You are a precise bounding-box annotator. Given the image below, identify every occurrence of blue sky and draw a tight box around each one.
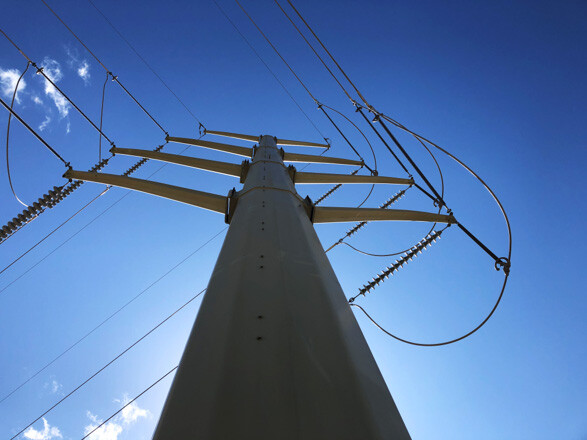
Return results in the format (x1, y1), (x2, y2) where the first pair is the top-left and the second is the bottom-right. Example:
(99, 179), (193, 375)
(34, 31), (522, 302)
(0, 0), (585, 439)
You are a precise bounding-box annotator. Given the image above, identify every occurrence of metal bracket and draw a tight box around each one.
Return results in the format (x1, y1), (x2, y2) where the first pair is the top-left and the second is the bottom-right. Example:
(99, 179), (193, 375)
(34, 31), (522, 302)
(225, 187), (239, 224)
(279, 147), (285, 160)
(303, 195), (314, 222)
(240, 160), (250, 183)
(287, 165), (296, 182)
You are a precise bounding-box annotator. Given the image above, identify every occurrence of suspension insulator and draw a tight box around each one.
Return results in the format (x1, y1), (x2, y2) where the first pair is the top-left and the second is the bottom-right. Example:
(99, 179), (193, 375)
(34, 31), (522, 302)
(315, 167), (362, 206)
(343, 188), (409, 241)
(349, 229), (444, 302)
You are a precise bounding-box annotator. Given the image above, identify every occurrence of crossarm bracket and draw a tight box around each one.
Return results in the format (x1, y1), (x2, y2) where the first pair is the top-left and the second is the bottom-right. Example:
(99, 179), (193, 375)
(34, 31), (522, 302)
(313, 207), (456, 224)
(64, 170), (227, 214)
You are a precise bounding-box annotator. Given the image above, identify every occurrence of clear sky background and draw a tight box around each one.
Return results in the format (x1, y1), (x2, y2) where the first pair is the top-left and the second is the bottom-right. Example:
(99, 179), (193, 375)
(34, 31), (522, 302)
(0, 0), (585, 439)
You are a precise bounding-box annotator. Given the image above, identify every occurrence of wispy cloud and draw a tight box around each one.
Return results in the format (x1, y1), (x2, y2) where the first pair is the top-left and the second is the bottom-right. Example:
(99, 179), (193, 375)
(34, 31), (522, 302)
(0, 67), (27, 103)
(39, 115), (51, 132)
(40, 57), (70, 118)
(77, 60), (91, 84)
(65, 46), (91, 85)
(32, 95), (43, 105)
(84, 397), (149, 440)
(23, 418), (62, 440)
(43, 378), (62, 394)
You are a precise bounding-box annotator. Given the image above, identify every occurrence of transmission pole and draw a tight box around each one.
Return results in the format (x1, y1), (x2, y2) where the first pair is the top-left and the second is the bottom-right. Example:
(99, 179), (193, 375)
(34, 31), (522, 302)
(151, 135), (410, 438)
(66, 131), (455, 438)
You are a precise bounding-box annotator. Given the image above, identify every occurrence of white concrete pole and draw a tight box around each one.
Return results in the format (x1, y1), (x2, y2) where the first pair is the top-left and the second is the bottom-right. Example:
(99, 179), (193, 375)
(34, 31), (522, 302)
(152, 135), (411, 439)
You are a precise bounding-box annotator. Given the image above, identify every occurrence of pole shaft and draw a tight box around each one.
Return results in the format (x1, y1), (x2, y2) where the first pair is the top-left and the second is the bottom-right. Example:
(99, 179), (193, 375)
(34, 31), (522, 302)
(153, 136), (411, 439)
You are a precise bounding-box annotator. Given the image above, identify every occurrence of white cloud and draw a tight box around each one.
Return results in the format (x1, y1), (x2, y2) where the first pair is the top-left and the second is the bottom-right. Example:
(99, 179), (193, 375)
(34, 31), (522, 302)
(77, 61), (90, 84)
(0, 67), (27, 103)
(39, 116), (51, 131)
(32, 95), (43, 105)
(65, 47), (91, 85)
(120, 400), (148, 424)
(43, 379), (62, 394)
(83, 413), (122, 440)
(23, 418), (62, 440)
(66, 121), (71, 134)
(84, 398), (149, 440)
(40, 58), (70, 118)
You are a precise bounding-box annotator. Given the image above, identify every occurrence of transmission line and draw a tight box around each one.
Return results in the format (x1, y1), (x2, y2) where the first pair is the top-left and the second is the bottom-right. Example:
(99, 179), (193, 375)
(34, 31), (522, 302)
(98, 71), (109, 162)
(212, 0), (326, 143)
(5, 60), (32, 207)
(0, 227), (225, 405)
(39, 0), (168, 135)
(232, 0), (373, 170)
(0, 142), (185, 297)
(9, 287), (207, 439)
(0, 96), (69, 166)
(80, 365), (178, 440)
(87, 0), (204, 127)
(281, 1), (512, 273)
(0, 188), (108, 277)
(0, 27), (116, 146)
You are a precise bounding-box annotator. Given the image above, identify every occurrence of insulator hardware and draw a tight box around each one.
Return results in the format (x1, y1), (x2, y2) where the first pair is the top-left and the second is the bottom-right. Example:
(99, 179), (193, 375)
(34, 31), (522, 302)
(314, 167), (361, 206)
(332, 188), (409, 248)
(349, 229), (444, 302)
(0, 144), (165, 244)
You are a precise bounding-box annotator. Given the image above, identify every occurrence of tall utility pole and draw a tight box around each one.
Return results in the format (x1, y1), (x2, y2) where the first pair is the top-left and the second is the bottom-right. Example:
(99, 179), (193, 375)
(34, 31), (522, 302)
(66, 132), (454, 439)
(153, 134), (410, 439)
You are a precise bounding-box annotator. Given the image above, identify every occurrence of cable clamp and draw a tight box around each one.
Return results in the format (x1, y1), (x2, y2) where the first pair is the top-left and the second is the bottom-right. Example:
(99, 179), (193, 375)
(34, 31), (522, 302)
(495, 257), (511, 275)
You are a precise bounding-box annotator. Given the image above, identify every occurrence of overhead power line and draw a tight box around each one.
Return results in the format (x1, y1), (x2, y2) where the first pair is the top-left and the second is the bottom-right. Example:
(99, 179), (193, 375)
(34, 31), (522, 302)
(87, 0), (204, 127)
(0, 227), (225, 405)
(9, 287), (207, 439)
(231, 0), (373, 169)
(0, 188), (108, 277)
(39, 0), (168, 135)
(5, 61), (32, 207)
(0, 96), (69, 166)
(212, 0), (327, 143)
(80, 365), (179, 440)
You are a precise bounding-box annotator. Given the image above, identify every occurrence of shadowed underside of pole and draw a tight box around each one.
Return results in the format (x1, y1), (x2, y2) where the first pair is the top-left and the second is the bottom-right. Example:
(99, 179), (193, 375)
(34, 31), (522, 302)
(152, 136), (411, 439)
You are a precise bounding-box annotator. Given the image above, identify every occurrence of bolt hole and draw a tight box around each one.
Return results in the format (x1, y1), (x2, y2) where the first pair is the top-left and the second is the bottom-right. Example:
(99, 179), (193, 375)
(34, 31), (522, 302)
(257, 336), (263, 341)
(257, 315), (263, 319)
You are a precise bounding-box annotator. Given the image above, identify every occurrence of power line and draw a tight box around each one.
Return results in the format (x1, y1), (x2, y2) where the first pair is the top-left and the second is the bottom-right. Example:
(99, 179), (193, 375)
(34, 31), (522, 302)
(212, 0), (327, 143)
(232, 0), (368, 165)
(80, 365), (178, 440)
(0, 27), (116, 146)
(0, 96), (69, 166)
(98, 71), (109, 162)
(280, 3), (512, 271)
(1, 143), (187, 296)
(9, 287), (207, 439)
(87, 0), (204, 127)
(39, 0), (168, 135)
(0, 227), (224, 405)
(0, 188), (108, 277)
(235, 0), (317, 102)
(5, 60), (32, 207)
(284, 0), (370, 108)
(273, 0), (353, 102)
